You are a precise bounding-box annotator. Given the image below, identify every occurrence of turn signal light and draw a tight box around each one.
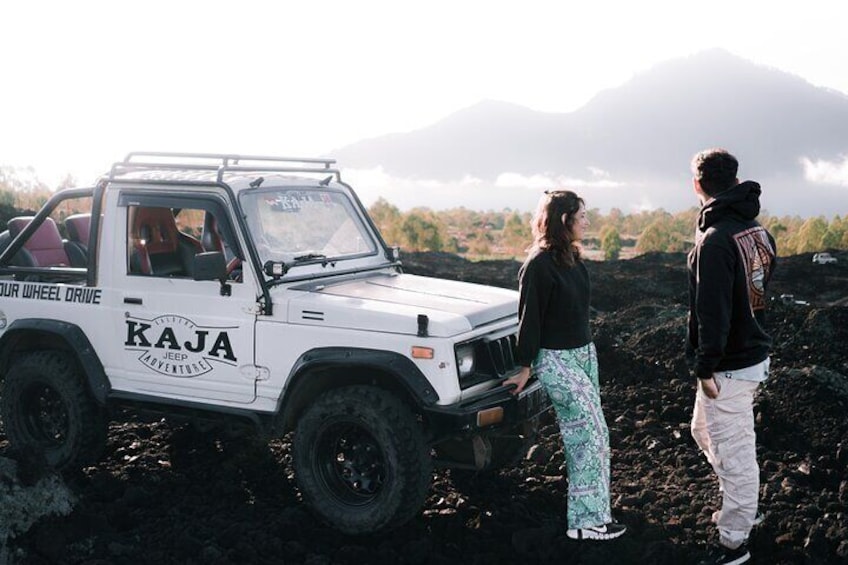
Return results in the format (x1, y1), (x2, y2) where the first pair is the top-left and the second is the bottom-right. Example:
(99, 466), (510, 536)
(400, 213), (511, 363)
(476, 407), (504, 427)
(411, 346), (434, 359)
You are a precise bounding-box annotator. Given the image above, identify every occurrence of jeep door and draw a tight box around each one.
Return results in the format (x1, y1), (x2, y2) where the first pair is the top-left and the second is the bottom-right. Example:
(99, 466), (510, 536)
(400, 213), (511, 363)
(101, 194), (258, 405)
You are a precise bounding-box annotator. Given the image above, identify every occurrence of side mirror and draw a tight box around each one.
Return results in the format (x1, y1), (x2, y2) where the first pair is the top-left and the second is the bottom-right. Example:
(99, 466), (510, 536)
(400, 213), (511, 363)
(193, 252), (231, 296)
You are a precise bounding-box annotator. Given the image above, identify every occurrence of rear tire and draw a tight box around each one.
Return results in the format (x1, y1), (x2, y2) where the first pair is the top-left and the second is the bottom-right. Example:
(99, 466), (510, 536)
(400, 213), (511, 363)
(1, 351), (107, 470)
(293, 385), (431, 535)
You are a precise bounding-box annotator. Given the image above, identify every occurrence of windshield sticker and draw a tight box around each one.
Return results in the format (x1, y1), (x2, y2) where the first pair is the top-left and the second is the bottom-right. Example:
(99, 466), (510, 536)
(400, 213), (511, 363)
(267, 194), (302, 212)
(266, 191), (337, 212)
(124, 315), (238, 377)
(0, 281), (102, 304)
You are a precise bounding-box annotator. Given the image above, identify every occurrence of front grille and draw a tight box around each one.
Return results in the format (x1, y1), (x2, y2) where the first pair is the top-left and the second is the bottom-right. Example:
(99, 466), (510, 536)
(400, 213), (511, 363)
(477, 334), (518, 375)
(459, 334), (519, 389)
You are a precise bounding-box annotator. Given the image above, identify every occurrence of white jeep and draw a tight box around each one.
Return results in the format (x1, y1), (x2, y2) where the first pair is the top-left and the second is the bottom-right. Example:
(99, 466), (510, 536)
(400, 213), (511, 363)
(0, 152), (548, 534)
(812, 252), (837, 265)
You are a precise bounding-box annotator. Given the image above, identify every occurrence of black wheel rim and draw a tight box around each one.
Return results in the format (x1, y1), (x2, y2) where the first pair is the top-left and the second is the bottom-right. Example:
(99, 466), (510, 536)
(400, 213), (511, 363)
(314, 421), (387, 505)
(20, 382), (69, 448)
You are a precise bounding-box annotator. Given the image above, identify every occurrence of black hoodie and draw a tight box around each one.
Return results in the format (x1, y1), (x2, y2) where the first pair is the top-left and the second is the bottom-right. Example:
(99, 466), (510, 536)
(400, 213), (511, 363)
(686, 180), (777, 380)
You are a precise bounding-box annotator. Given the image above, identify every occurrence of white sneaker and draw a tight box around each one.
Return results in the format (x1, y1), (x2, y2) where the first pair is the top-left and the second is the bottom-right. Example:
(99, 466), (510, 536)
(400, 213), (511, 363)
(566, 522), (627, 540)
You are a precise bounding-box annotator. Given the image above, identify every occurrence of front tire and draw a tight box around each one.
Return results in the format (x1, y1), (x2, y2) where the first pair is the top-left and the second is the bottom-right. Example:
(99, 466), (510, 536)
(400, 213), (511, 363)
(293, 386), (431, 535)
(1, 351), (107, 470)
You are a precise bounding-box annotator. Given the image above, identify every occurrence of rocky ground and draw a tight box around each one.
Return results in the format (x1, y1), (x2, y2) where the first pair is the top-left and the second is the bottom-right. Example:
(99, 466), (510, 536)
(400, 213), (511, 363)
(1, 250), (847, 564)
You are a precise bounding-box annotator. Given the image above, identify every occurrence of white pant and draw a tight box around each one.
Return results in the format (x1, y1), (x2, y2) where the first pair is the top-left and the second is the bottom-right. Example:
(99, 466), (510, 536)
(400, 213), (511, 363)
(691, 367), (764, 549)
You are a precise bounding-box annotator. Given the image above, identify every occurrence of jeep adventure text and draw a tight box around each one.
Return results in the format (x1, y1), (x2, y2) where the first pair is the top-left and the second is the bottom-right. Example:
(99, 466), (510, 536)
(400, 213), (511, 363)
(0, 153), (549, 534)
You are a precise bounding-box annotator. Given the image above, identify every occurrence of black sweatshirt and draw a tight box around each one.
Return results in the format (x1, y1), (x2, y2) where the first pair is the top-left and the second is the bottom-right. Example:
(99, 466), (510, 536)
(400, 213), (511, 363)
(686, 180), (777, 380)
(515, 249), (591, 367)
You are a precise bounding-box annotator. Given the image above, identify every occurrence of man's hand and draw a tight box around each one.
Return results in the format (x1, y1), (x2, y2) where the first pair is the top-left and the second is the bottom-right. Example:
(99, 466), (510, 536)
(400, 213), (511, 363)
(700, 376), (720, 399)
(503, 366), (531, 395)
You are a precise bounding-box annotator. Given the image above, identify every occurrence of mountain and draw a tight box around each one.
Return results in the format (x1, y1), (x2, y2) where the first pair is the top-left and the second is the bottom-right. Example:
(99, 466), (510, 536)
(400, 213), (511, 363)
(330, 49), (848, 216)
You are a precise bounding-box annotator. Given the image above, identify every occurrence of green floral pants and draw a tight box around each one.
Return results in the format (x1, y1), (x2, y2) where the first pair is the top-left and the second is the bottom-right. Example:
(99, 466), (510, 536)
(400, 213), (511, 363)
(534, 343), (612, 529)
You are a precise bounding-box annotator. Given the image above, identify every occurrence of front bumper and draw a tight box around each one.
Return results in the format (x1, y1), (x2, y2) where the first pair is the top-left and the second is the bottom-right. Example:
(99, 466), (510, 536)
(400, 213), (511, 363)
(422, 379), (550, 441)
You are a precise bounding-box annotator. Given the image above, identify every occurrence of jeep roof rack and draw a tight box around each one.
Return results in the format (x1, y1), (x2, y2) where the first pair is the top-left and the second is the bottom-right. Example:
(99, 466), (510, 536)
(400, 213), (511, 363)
(109, 152), (341, 184)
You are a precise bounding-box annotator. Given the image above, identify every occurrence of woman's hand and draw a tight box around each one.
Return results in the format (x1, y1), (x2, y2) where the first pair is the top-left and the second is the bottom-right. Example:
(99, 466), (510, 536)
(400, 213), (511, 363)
(503, 366), (532, 395)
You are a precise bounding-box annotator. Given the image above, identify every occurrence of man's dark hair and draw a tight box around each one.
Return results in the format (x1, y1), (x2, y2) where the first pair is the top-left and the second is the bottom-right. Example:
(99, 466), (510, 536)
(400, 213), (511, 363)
(691, 148), (739, 196)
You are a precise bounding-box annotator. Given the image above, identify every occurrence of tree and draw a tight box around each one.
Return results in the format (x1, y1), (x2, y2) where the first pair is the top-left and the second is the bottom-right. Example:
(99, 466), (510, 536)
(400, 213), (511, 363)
(763, 217), (794, 255)
(501, 211), (531, 255)
(57, 174), (78, 191)
(765, 220), (787, 239)
(820, 215), (845, 250)
(401, 212), (443, 251)
(0, 190), (15, 208)
(368, 198), (404, 246)
(796, 217), (828, 253)
(821, 228), (841, 249)
(599, 225), (622, 261)
(636, 219), (672, 253)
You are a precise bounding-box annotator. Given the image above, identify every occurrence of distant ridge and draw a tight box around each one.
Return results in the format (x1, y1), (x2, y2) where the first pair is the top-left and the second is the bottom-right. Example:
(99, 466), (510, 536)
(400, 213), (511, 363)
(331, 49), (848, 216)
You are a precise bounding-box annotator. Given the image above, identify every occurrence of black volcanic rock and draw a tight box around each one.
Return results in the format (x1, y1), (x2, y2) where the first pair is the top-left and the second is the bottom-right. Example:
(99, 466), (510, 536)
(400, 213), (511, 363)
(1, 250), (847, 564)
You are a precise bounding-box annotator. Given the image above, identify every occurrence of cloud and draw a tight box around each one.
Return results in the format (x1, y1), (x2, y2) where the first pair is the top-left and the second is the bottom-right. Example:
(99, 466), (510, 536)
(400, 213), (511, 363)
(495, 173), (559, 190)
(494, 168), (624, 190)
(340, 166), (688, 215)
(343, 166), (543, 211)
(630, 198), (661, 213)
(800, 155), (848, 186)
(344, 167), (484, 190)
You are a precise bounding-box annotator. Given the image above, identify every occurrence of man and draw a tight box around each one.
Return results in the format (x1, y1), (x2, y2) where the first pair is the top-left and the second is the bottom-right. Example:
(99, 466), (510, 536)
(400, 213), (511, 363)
(686, 149), (776, 565)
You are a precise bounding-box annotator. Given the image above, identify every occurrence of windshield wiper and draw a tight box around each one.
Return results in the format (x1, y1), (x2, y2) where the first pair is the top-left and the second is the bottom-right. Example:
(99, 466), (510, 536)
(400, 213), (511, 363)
(264, 254), (333, 287)
(293, 253), (327, 262)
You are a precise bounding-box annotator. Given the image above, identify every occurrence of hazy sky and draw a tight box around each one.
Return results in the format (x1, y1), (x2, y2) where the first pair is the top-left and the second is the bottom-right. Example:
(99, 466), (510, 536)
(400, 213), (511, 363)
(2, 0), (847, 209)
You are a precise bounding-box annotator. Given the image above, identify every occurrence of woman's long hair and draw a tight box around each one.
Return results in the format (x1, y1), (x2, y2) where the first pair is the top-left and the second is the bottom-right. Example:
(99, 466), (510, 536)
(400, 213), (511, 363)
(529, 190), (584, 267)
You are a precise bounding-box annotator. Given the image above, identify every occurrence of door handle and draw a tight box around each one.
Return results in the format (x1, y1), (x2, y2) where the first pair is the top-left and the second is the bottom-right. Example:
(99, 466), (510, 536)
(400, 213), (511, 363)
(124, 297), (143, 305)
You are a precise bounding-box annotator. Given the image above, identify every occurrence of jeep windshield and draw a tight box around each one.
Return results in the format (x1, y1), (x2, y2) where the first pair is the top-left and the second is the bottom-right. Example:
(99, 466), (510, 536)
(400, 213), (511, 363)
(239, 187), (380, 276)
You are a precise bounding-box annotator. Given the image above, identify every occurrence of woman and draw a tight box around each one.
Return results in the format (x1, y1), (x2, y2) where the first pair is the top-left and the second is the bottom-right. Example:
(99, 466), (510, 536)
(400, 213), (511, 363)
(504, 190), (625, 541)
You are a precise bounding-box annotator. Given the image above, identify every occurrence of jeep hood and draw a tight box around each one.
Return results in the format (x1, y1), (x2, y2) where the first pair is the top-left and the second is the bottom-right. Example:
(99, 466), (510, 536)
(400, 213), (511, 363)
(282, 273), (518, 337)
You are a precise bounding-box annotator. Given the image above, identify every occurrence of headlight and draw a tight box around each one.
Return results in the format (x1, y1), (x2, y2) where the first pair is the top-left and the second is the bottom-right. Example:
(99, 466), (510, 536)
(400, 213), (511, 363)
(455, 344), (476, 377)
